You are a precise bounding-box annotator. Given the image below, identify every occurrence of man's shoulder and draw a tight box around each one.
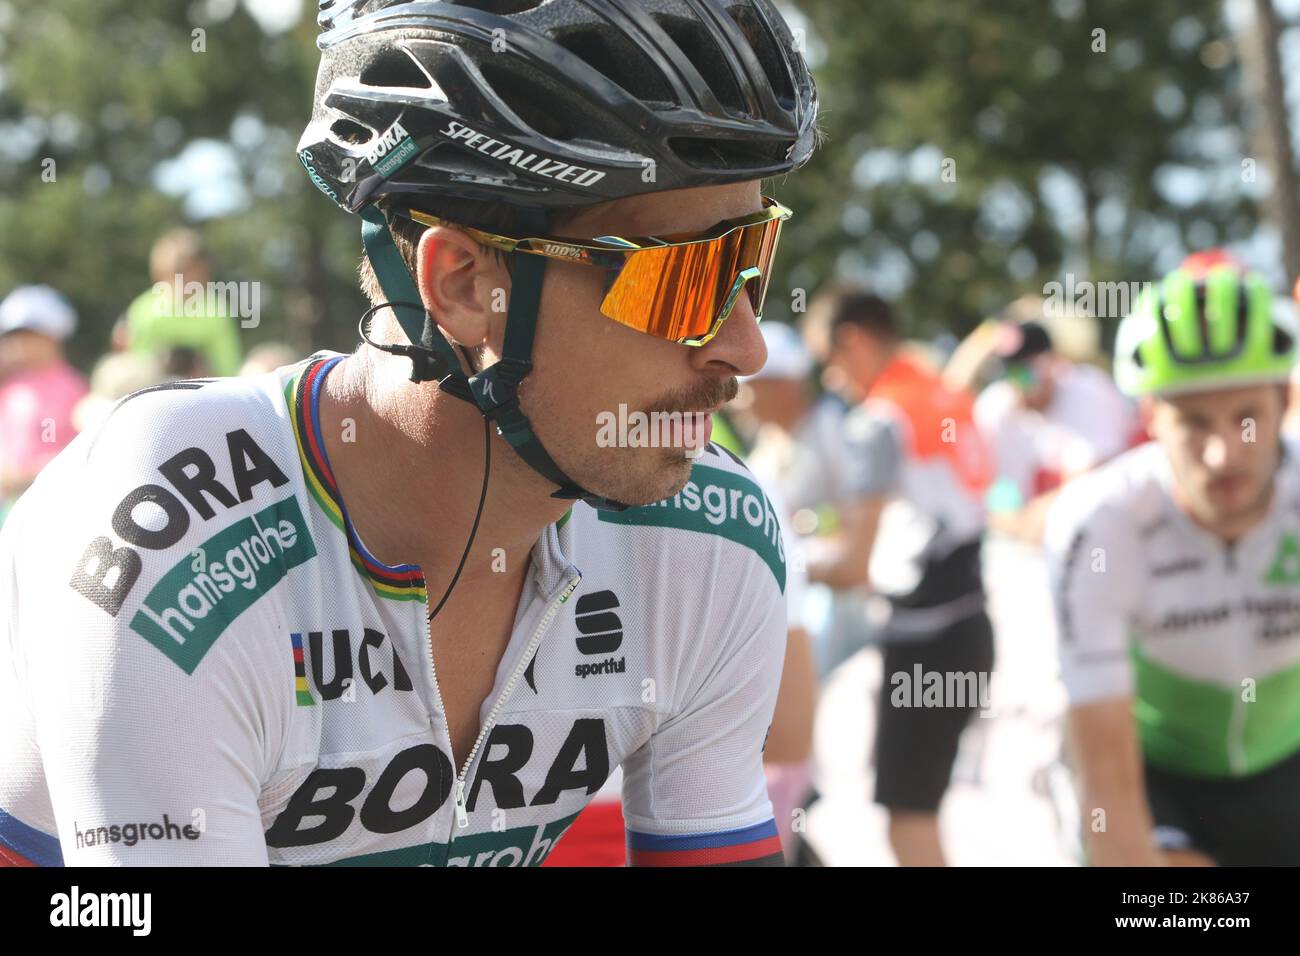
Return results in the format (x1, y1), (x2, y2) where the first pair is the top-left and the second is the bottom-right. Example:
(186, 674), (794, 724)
(0, 366), (324, 680)
(584, 442), (787, 595)
(1046, 441), (1168, 546)
(62, 367), (305, 483)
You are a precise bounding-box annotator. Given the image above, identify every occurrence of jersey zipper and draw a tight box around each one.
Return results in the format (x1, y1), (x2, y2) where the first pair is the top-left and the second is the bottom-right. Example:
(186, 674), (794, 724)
(423, 571), (583, 831)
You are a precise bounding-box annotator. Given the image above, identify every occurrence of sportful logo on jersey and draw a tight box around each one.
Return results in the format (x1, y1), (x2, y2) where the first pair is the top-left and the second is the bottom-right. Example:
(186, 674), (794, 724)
(573, 590), (625, 679)
(366, 120), (418, 177)
(130, 496), (317, 674)
(597, 464), (786, 592)
(439, 120), (606, 187)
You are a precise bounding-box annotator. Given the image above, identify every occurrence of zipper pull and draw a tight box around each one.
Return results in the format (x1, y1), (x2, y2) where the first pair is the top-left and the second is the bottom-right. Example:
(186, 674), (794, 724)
(560, 575), (581, 603)
(454, 778), (470, 829)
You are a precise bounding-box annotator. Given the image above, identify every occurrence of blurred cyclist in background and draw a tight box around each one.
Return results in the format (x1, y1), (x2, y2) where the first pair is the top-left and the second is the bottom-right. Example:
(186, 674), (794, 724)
(121, 227), (243, 377)
(802, 285), (995, 866)
(0, 285), (87, 524)
(972, 312), (1138, 545)
(1048, 259), (1300, 865)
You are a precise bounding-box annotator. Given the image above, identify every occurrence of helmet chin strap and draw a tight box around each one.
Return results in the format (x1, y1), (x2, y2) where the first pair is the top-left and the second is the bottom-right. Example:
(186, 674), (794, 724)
(358, 205), (632, 512)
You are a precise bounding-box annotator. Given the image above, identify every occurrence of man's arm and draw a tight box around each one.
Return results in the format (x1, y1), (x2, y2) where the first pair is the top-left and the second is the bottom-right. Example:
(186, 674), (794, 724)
(1044, 484), (1157, 866)
(805, 495), (886, 589)
(805, 408), (901, 589)
(620, 560), (787, 867)
(987, 487), (1060, 545)
(0, 428), (287, 865)
(1067, 699), (1163, 866)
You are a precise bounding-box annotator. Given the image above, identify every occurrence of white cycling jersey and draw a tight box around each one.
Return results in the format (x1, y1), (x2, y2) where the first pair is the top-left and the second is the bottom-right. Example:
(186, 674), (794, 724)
(1045, 439), (1300, 778)
(0, 352), (788, 866)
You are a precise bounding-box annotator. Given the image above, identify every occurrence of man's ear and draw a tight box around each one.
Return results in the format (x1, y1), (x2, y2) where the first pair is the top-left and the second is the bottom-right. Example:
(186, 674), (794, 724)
(414, 226), (510, 350)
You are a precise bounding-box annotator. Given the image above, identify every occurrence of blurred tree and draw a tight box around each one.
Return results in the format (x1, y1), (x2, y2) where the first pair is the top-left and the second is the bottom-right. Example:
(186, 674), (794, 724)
(0, 0), (1281, 368)
(772, 0), (1262, 343)
(1244, 0), (1300, 281)
(0, 0), (367, 371)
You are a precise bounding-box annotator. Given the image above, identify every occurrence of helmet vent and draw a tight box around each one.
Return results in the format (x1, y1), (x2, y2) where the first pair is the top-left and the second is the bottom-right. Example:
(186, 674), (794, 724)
(669, 134), (786, 169)
(1275, 325), (1294, 356)
(360, 45), (433, 89)
(555, 28), (673, 104)
(451, 0), (548, 13)
(331, 118), (374, 146)
(478, 61), (574, 140)
(653, 14), (745, 113)
(725, 3), (794, 107)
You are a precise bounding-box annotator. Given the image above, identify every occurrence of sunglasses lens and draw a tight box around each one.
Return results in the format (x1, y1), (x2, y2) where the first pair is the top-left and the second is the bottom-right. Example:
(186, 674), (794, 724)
(599, 210), (786, 344)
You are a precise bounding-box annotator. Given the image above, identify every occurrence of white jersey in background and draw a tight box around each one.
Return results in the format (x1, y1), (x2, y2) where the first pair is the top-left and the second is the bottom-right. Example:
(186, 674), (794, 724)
(1045, 439), (1300, 778)
(976, 362), (1138, 503)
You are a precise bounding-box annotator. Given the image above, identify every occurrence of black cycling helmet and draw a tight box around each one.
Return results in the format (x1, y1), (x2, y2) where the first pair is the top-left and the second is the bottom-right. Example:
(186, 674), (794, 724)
(299, 0), (819, 213)
(298, 0), (819, 512)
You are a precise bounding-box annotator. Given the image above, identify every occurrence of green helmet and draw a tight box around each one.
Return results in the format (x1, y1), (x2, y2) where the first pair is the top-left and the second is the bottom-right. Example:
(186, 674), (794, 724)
(1114, 264), (1297, 397)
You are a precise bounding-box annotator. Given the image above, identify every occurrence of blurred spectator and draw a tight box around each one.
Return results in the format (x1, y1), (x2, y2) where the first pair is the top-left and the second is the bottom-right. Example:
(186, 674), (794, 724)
(968, 316), (1140, 544)
(0, 286), (88, 515)
(738, 323), (870, 677)
(72, 352), (167, 435)
(240, 341), (301, 377)
(802, 286), (994, 867)
(122, 228), (243, 376)
(160, 345), (212, 380)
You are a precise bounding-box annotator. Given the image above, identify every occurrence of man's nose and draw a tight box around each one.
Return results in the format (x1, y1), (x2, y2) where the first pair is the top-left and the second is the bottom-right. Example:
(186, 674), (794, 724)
(1203, 428), (1246, 470)
(691, 284), (766, 377)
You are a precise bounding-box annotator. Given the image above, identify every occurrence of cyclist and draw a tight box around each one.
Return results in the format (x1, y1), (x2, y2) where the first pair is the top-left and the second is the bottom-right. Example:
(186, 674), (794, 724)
(0, 0), (817, 867)
(973, 316), (1139, 544)
(1046, 260), (1300, 866)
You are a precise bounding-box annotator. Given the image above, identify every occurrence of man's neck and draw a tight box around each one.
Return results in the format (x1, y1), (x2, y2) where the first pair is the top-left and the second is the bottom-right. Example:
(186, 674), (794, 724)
(315, 350), (573, 593)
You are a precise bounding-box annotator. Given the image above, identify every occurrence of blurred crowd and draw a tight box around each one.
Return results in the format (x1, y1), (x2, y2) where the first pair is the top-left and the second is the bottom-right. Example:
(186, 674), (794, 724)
(0, 229), (296, 525)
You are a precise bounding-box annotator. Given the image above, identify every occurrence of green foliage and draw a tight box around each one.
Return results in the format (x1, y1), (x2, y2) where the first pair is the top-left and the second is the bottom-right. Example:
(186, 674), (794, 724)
(772, 0), (1258, 341)
(0, 0), (1267, 371)
(0, 0), (367, 371)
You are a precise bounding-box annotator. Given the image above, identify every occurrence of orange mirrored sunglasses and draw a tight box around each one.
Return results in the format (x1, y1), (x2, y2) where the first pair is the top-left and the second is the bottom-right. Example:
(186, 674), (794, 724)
(398, 197), (791, 346)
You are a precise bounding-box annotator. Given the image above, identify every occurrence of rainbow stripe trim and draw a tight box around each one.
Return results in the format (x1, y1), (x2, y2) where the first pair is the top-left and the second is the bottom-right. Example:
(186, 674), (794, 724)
(0, 807), (63, 867)
(291, 631), (315, 706)
(285, 357), (426, 602)
(626, 819), (782, 867)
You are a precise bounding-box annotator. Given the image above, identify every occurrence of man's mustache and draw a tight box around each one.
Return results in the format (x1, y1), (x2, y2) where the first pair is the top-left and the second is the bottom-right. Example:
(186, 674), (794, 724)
(644, 377), (738, 416)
